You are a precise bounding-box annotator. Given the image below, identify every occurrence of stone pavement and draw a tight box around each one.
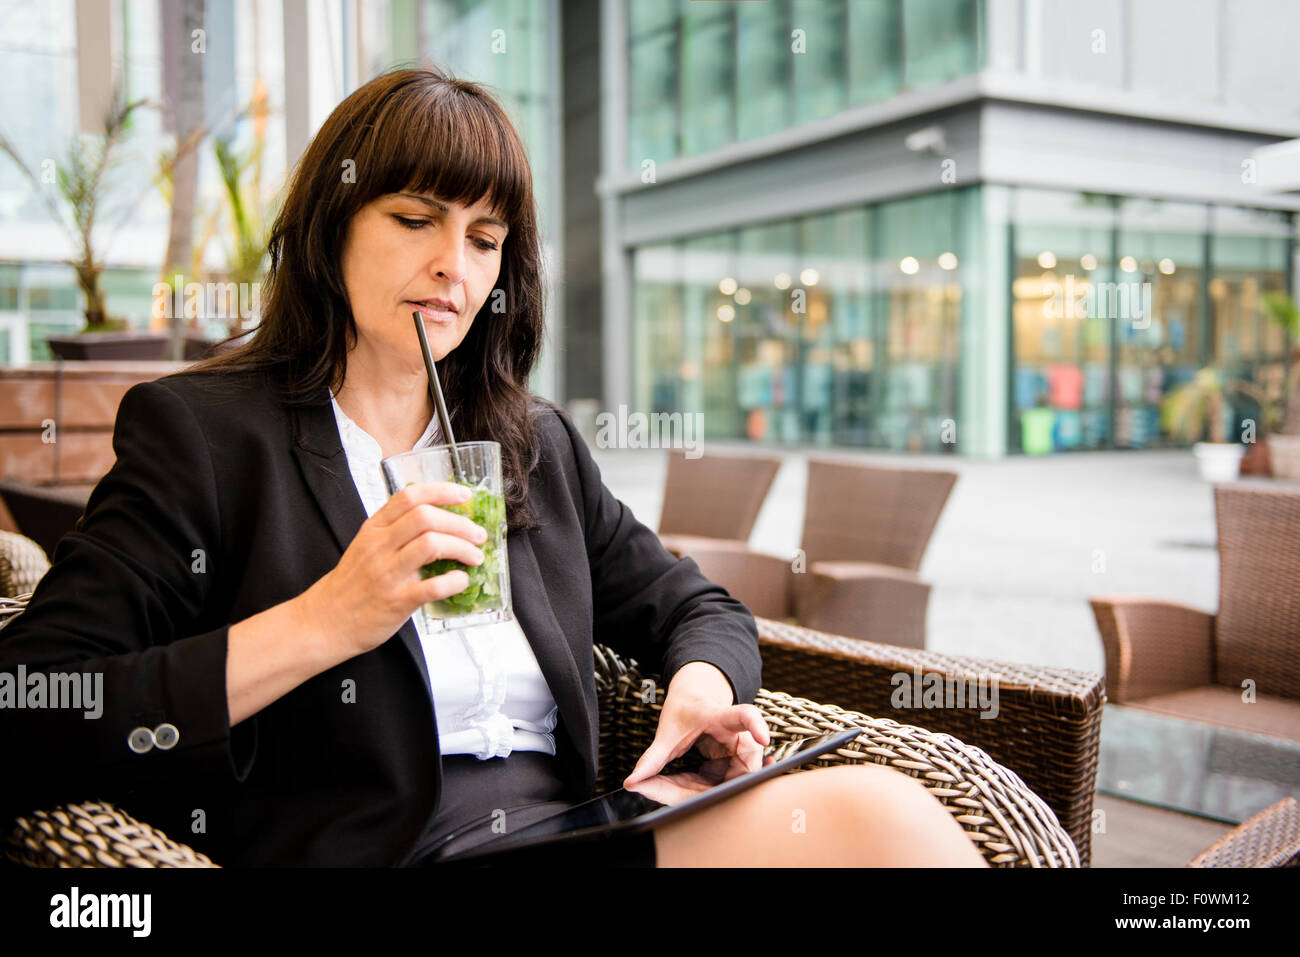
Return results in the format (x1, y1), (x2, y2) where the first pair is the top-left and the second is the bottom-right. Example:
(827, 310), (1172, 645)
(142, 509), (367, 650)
(590, 443), (1223, 676)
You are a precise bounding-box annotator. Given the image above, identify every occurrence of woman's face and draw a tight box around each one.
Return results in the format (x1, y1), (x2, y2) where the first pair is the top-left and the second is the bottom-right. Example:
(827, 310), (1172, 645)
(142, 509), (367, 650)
(340, 190), (509, 367)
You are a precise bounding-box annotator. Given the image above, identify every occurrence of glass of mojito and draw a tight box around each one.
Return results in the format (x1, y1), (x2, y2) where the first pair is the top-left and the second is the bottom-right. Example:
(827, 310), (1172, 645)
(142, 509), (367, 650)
(380, 440), (512, 631)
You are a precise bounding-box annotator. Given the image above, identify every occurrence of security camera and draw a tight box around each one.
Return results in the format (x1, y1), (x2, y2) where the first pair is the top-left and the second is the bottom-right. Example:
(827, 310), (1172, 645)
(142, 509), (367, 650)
(905, 125), (948, 155)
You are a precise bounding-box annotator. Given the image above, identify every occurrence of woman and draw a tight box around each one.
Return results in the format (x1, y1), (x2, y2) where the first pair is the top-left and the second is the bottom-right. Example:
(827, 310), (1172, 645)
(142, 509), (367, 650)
(0, 68), (984, 868)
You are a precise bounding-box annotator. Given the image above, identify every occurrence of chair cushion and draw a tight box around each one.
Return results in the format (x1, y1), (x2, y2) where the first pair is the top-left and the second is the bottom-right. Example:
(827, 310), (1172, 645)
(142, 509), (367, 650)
(1131, 685), (1300, 743)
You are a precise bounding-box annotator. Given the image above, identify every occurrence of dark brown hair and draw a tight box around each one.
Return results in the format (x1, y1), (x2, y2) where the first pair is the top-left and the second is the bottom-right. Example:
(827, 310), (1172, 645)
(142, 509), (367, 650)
(191, 66), (545, 527)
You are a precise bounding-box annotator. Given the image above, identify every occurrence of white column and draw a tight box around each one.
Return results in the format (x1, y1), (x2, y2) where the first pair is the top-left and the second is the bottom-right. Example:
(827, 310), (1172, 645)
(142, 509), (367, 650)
(75, 0), (120, 134)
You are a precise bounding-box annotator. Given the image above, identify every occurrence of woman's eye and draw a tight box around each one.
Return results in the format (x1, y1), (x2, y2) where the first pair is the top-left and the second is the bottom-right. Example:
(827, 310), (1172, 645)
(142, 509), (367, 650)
(393, 215), (498, 252)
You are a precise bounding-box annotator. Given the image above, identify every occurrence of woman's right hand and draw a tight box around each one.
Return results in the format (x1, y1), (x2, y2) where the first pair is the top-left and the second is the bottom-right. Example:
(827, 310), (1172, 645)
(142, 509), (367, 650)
(299, 481), (488, 660)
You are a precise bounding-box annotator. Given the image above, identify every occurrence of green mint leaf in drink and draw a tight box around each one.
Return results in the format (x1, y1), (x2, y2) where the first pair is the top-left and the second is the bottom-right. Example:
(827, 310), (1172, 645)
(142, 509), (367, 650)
(409, 479), (507, 618)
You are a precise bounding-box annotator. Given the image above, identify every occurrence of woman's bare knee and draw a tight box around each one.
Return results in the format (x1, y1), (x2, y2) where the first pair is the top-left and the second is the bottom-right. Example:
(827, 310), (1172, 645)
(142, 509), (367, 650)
(653, 763), (988, 867)
(816, 764), (988, 867)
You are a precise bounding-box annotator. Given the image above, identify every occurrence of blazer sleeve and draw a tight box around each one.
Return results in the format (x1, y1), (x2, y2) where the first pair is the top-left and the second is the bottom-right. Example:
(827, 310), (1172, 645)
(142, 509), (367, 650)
(546, 406), (762, 705)
(0, 379), (255, 821)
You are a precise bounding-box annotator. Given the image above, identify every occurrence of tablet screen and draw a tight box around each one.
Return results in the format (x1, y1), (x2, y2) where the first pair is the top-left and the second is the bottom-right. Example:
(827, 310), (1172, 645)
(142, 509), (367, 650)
(436, 728), (860, 861)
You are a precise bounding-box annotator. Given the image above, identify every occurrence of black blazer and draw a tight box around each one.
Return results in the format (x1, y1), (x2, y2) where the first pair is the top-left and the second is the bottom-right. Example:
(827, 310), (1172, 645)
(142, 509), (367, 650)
(0, 368), (762, 866)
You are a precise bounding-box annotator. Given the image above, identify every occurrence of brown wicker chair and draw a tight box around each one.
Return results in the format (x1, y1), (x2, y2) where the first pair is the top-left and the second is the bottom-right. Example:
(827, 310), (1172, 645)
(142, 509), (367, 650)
(1186, 797), (1300, 868)
(669, 460), (957, 648)
(1090, 484), (1300, 743)
(1, 630), (1078, 868)
(0, 534), (1082, 868)
(755, 616), (1105, 866)
(655, 449), (782, 558)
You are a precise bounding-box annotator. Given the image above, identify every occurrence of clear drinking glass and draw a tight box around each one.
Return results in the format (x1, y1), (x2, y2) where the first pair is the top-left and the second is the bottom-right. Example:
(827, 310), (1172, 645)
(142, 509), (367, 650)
(380, 440), (512, 631)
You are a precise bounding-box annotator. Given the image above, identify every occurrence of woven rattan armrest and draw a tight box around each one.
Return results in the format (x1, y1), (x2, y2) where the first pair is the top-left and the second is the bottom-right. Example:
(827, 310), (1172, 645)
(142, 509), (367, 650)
(1186, 797), (1300, 868)
(5, 635), (1079, 868)
(752, 616), (1104, 866)
(1089, 597), (1215, 702)
(593, 644), (1079, 867)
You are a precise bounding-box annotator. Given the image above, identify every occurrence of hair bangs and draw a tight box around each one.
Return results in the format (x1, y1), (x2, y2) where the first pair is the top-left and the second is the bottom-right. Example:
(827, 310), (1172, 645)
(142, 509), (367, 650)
(369, 80), (532, 230)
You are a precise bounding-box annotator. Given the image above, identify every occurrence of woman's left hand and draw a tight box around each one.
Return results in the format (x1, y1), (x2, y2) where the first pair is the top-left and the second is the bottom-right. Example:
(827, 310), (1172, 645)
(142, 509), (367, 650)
(622, 661), (771, 789)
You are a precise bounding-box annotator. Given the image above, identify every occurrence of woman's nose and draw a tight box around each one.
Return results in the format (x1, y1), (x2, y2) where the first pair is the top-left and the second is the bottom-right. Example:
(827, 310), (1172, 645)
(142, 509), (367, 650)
(429, 231), (468, 285)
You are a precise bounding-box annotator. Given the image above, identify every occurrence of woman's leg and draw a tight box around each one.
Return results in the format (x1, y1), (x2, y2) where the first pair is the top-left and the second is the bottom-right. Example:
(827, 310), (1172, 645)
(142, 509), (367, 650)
(651, 764), (988, 867)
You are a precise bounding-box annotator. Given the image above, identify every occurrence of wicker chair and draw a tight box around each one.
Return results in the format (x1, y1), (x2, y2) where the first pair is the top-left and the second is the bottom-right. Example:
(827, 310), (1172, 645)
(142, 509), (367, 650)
(1090, 484), (1300, 743)
(1186, 797), (1300, 868)
(0, 589), (1081, 869)
(668, 460), (957, 648)
(655, 449), (782, 558)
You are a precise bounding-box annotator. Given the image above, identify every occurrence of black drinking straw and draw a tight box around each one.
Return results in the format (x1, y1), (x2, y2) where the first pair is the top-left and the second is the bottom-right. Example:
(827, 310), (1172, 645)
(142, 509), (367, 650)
(412, 311), (464, 484)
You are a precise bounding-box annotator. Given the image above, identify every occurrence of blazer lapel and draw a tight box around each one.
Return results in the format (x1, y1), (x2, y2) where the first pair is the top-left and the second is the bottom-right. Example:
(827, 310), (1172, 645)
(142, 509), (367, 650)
(505, 525), (595, 792)
(290, 397), (430, 690)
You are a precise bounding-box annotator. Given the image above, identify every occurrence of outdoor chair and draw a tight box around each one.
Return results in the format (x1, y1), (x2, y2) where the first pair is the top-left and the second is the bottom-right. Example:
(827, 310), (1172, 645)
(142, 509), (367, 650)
(655, 449), (782, 558)
(0, 480), (92, 561)
(1090, 484), (1300, 743)
(1185, 797), (1300, 868)
(668, 459), (957, 648)
(0, 531), (1082, 869)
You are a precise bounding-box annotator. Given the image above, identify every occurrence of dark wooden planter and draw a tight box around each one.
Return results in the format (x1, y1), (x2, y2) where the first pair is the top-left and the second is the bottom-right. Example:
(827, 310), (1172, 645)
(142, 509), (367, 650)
(45, 333), (170, 361)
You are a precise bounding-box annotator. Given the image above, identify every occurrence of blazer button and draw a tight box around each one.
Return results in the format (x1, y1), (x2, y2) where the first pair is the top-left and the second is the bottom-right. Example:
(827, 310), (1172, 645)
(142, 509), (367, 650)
(128, 727), (155, 754)
(153, 723), (179, 750)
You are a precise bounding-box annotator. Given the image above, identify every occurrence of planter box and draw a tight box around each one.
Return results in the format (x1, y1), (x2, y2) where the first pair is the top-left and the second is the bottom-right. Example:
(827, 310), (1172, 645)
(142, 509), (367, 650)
(46, 333), (171, 361)
(0, 361), (188, 485)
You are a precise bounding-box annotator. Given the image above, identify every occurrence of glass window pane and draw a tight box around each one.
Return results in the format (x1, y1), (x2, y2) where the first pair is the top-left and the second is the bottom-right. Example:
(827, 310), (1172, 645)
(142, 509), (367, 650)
(679, 5), (734, 156)
(792, 0), (845, 125)
(1209, 206), (1293, 436)
(875, 191), (964, 452)
(733, 222), (799, 443)
(847, 0), (901, 104)
(1114, 199), (1208, 448)
(903, 0), (977, 90)
(628, 0), (679, 38)
(1011, 191), (1118, 452)
(628, 29), (679, 167)
(736, 0), (790, 141)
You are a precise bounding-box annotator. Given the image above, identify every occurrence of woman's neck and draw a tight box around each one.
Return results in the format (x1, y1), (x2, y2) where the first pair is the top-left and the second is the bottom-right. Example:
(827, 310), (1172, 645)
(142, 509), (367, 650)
(334, 356), (435, 458)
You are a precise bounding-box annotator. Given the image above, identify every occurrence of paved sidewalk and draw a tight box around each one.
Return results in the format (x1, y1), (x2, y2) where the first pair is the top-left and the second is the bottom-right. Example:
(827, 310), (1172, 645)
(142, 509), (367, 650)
(591, 443), (1222, 676)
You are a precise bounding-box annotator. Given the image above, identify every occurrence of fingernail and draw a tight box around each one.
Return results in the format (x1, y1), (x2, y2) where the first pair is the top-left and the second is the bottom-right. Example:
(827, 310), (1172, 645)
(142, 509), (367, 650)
(475, 525), (487, 543)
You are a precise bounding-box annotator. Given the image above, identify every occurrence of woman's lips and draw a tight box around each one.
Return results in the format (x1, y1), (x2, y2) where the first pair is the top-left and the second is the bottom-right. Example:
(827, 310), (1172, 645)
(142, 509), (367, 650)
(408, 300), (457, 323)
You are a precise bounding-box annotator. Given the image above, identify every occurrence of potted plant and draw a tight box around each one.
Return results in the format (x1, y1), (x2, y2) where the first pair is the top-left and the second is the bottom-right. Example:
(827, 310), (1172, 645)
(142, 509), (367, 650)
(1161, 367), (1275, 481)
(168, 85), (274, 360)
(1261, 292), (1300, 480)
(0, 92), (171, 359)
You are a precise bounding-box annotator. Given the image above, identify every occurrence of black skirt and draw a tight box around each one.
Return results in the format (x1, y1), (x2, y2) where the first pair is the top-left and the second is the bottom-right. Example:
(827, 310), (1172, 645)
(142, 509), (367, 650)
(401, 750), (657, 868)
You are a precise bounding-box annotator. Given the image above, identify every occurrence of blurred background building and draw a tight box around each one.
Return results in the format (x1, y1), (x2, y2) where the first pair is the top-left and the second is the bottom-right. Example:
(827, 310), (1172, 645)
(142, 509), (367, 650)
(1, 0), (1298, 458)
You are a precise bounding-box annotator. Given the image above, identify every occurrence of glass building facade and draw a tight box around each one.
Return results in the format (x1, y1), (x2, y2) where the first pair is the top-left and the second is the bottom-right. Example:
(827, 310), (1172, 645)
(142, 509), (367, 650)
(632, 187), (1295, 456)
(632, 188), (978, 453)
(1008, 192), (1293, 453)
(619, 0), (1299, 457)
(627, 0), (982, 170)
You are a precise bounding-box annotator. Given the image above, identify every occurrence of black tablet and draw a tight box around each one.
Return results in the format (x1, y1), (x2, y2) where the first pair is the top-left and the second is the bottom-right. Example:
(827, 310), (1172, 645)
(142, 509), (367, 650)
(430, 726), (862, 864)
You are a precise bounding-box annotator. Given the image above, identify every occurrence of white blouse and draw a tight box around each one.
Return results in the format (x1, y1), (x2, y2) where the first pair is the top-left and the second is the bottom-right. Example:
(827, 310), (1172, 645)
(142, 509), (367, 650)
(329, 394), (560, 760)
